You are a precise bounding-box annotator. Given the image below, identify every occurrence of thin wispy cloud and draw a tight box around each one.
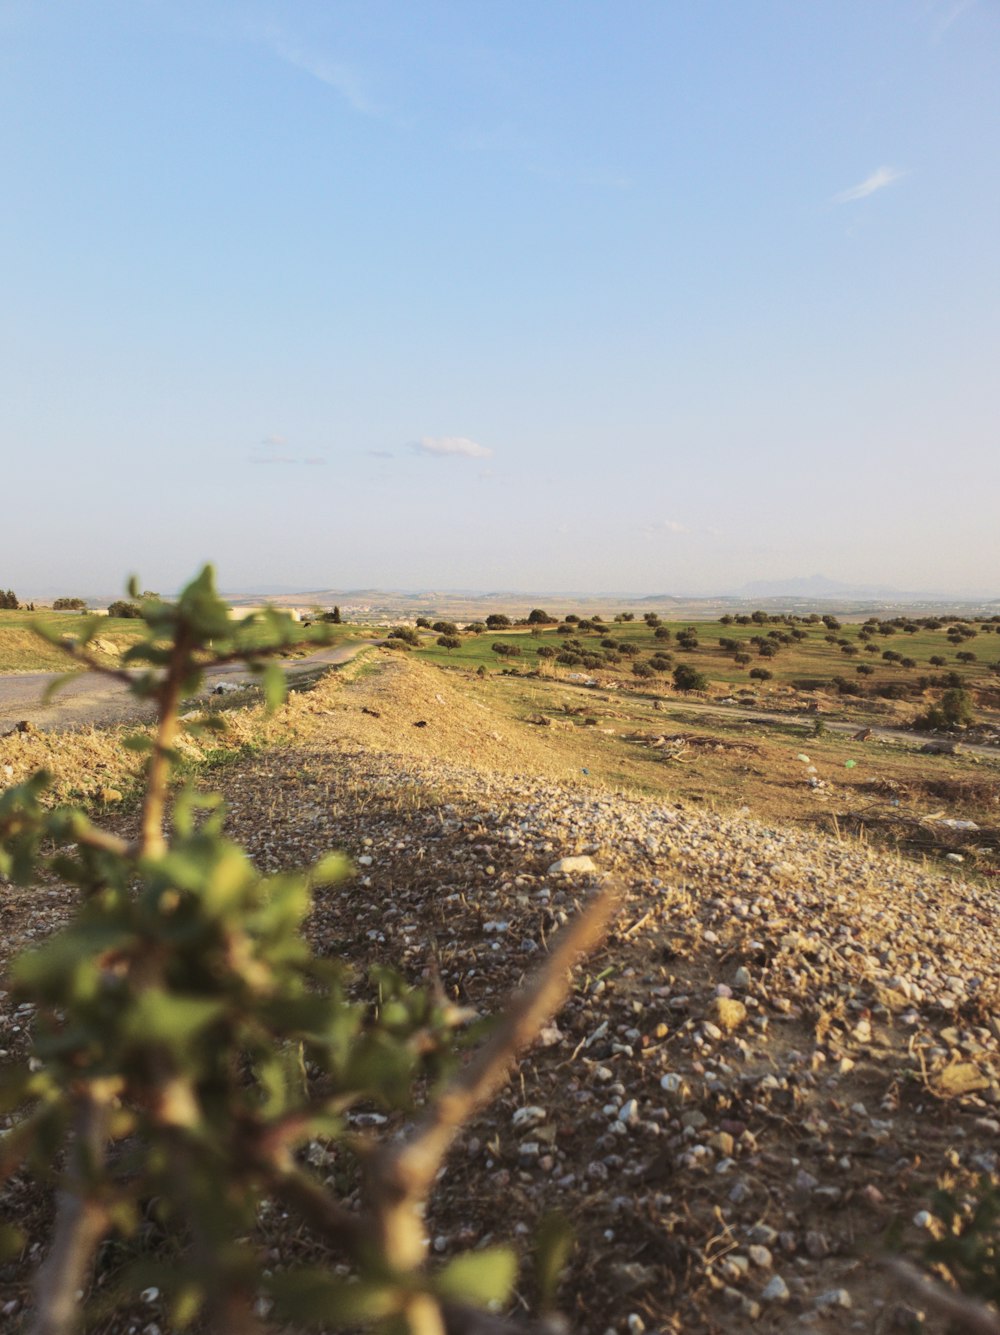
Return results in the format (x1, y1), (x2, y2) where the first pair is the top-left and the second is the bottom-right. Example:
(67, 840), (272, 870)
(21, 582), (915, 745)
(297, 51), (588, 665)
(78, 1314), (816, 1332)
(833, 166), (908, 204)
(931, 0), (978, 41)
(251, 24), (384, 118)
(413, 435), (493, 460)
(368, 449), (394, 459)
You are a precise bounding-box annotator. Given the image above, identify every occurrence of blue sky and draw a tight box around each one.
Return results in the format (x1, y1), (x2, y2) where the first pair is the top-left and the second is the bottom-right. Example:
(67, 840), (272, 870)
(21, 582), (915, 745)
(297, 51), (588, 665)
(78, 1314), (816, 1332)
(2, 1), (998, 596)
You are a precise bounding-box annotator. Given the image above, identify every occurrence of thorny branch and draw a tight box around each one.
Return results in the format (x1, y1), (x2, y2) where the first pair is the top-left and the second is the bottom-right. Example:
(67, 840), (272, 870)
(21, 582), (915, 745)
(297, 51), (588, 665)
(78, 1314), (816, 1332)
(368, 884), (620, 1330)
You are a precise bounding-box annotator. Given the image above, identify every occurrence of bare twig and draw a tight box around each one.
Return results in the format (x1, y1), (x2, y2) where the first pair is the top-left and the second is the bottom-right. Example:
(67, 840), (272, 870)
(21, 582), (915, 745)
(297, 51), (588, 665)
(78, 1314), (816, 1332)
(138, 632), (188, 858)
(30, 1101), (111, 1335)
(269, 1163), (367, 1256)
(67, 819), (131, 859)
(368, 882), (619, 1334)
(52, 642), (137, 689)
(887, 1259), (1000, 1334)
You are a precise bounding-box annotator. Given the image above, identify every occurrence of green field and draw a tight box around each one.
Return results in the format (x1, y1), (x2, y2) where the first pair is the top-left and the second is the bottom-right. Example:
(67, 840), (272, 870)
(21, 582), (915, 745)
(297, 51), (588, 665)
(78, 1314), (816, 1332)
(0, 609), (361, 673)
(407, 611), (1000, 710)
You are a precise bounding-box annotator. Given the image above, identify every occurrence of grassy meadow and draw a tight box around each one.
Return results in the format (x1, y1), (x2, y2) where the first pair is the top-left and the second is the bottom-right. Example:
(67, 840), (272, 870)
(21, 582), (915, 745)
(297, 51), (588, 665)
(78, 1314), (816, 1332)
(406, 610), (1000, 702)
(0, 608), (361, 673)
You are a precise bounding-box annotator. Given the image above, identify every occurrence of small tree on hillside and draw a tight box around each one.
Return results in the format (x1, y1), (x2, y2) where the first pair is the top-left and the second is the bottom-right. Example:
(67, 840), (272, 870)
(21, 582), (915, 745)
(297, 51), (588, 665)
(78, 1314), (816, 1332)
(673, 663), (708, 691)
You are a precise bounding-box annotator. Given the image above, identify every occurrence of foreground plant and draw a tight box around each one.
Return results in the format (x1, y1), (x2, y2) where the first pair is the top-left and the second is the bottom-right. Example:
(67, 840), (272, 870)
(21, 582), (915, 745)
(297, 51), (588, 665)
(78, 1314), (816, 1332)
(0, 568), (615, 1335)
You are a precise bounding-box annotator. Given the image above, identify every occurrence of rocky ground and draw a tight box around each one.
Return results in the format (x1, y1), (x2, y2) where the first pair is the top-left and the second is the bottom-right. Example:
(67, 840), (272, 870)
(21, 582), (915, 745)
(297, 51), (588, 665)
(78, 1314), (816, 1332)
(2, 653), (999, 1332)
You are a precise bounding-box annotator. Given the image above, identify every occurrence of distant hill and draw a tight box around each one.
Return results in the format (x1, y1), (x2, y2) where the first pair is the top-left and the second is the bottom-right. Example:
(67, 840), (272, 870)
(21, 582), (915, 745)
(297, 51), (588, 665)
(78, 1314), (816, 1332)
(733, 575), (912, 600)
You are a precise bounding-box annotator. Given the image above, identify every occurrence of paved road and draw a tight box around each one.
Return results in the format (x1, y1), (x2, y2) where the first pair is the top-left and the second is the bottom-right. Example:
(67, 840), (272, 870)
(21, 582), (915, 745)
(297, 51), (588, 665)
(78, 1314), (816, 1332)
(0, 642), (373, 734)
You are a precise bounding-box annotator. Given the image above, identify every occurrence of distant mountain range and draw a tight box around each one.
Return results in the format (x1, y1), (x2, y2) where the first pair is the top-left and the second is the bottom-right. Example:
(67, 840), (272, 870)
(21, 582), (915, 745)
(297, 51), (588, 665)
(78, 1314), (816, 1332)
(731, 575), (915, 600)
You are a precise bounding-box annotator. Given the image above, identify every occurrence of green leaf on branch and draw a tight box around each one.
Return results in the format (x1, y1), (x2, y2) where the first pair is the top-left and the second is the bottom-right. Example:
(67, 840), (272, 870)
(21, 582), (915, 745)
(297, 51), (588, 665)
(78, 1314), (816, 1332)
(122, 991), (227, 1047)
(436, 1245), (518, 1308)
(260, 660), (287, 713)
(534, 1211), (574, 1311)
(268, 1270), (404, 1326)
(122, 733), (154, 753)
(42, 670), (84, 704)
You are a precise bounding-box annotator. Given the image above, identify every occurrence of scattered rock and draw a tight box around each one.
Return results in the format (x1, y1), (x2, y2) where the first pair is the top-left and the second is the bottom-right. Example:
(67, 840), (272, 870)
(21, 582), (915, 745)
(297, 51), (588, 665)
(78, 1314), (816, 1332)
(547, 855), (598, 875)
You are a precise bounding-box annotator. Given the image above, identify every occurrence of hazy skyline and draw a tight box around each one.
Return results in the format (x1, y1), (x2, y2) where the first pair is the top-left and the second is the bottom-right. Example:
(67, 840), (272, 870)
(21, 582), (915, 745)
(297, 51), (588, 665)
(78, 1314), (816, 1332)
(2, 1), (998, 597)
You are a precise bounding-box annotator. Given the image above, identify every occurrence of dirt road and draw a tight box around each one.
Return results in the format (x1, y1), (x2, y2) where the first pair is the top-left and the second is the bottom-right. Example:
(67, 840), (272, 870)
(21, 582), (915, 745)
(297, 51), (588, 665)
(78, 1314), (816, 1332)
(0, 643), (372, 733)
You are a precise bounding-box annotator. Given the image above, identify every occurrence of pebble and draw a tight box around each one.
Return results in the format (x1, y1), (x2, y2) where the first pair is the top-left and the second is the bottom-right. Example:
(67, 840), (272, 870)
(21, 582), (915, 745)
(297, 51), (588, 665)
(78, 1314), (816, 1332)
(761, 1275), (790, 1303)
(547, 855), (598, 875)
(511, 1106), (547, 1129)
(814, 1288), (852, 1310)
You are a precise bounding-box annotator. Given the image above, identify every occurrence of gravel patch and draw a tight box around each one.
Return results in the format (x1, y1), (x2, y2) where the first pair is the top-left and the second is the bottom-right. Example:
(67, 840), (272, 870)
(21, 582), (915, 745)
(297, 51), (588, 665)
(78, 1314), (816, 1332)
(2, 655), (998, 1332)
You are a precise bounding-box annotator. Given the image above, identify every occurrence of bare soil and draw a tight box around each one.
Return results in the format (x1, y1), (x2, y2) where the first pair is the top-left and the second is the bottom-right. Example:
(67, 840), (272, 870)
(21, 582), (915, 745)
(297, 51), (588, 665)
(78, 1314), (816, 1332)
(1, 652), (999, 1332)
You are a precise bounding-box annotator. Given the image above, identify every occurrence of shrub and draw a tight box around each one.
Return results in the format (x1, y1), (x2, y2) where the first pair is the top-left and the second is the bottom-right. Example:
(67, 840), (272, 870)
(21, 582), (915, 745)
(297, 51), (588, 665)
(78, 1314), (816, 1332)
(654, 626), (671, 641)
(107, 599), (143, 618)
(929, 655), (947, 666)
(388, 626), (420, 645)
(632, 661), (656, 679)
(536, 645), (556, 659)
(52, 597), (87, 611)
(485, 613), (511, 629)
(957, 651), (977, 663)
(0, 567), (613, 1334)
(491, 642), (522, 658)
(527, 608), (556, 624)
(748, 667), (772, 682)
(673, 664), (708, 691)
(436, 635), (461, 651)
(940, 687), (975, 726)
(431, 621), (459, 636)
(734, 653), (752, 666)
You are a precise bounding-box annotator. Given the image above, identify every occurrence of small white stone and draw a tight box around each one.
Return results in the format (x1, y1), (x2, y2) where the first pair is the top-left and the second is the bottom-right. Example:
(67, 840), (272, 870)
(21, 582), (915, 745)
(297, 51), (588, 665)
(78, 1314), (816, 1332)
(547, 855), (599, 875)
(761, 1275), (789, 1303)
(815, 1288), (852, 1310)
(512, 1106), (547, 1129)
